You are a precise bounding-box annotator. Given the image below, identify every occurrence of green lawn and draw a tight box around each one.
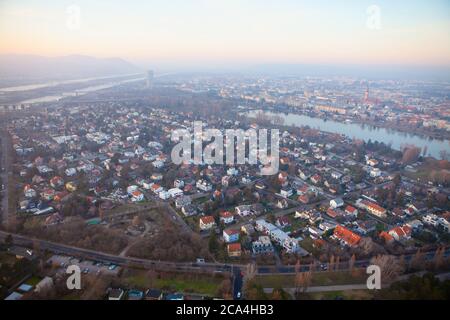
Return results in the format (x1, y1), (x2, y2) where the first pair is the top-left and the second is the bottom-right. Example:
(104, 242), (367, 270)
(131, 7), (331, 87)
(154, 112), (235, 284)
(24, 275), (43, 286)
(255, 270), (367, 288)
(124, 273), (222, 296)
(299, 289), (374, 300)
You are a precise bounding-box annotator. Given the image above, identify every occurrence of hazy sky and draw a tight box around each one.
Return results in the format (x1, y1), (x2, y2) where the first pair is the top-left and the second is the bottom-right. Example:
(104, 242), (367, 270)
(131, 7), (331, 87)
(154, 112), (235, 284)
(1, 0), (449, 69)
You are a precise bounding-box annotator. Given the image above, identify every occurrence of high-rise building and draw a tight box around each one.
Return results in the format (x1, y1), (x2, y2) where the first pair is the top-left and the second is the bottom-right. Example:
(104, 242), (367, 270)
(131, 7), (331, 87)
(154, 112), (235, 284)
(146, 70), (154, 89)
(364, 86), (369, 103)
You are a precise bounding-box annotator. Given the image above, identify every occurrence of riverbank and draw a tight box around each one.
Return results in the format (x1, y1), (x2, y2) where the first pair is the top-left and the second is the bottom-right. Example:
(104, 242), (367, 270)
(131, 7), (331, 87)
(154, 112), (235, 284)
(243, 109), (450, 160)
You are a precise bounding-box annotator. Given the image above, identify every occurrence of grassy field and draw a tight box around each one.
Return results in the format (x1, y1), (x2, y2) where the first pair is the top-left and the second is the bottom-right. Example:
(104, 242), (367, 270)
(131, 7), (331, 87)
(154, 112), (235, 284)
(24, 275), (43, 286)
(298, 289), (374, 300)
(123, 272), (223, 296)
(255, 270), (367, 288)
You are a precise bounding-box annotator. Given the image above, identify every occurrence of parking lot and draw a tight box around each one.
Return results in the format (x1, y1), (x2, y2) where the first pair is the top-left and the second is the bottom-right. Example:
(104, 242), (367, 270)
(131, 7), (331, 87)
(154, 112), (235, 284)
(47, 255), (121, 276)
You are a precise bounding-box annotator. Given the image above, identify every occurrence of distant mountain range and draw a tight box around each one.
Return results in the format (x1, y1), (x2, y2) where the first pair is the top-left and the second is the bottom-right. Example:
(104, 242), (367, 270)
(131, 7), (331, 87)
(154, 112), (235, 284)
(0, 54), (142, 81)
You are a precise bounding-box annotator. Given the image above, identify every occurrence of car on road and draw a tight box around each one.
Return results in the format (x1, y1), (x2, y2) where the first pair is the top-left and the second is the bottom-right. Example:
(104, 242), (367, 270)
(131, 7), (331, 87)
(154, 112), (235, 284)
(236, 292), (241, 299)
(108, 264), (117, 271)
(82, 268), (89, 274)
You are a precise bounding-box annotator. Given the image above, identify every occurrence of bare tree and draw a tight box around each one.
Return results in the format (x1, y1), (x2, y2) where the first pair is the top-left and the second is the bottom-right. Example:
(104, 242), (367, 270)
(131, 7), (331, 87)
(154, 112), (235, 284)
(295, 270), (312, 294)
(370, 255), (404, 285)
(433, 246), (445, 270)
(410, 249), (426, 271)
(349, 254), (356, 273)
(244, 263), (257, 282)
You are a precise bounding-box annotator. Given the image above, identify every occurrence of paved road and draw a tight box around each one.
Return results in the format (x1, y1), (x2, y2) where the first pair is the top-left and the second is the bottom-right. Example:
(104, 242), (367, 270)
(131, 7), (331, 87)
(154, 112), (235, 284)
(1, 230), (446, 275)
(232, 266), (243, 299)
(264, 283), (369, 295)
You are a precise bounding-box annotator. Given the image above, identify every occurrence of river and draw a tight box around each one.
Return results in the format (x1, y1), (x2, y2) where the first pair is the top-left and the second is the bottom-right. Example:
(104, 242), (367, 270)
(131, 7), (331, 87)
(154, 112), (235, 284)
(245, 110), (450, 159)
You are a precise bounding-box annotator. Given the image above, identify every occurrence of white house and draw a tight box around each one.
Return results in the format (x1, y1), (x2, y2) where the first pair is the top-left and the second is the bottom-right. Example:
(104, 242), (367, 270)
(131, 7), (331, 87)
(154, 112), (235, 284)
(65, 168), (77, 176)
(127, 185), (139, 195)
(131, 190), (144, 202)
(280, 188), (293, 198)
(168, 188), (183, 198)
(174, 179), (184, 188)
(152, 160), (164, 168)
(330, 198), (344, 209)
(196, 179), (212, 192)
(370, 168), (381, 178)
(235, 205), (252, 217)
(158, 191), (170, 200)
(227, 167), (239, 176)
(220, 211), (234, 224)
(199, 216), (216, 230)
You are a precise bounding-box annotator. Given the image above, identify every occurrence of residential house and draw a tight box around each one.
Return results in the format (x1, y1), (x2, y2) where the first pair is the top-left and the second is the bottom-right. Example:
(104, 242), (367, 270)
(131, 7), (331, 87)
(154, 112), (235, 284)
(276, 216), (290, 228)
(199, 216), (216, 230)
(344, 205), (358, 218)
(227, 243), (242, 257)
(175, 195), (191, 209)
(388, 225), (412, 241)
(196, 179), (212, 192)
(333, 225), (361, 247)
(252, 236), (274, 255)
(276, 198), (289, 209)
(168, 187), (183, 198)
(180, 204), (196, 217)
(131, 190), (144, 202)
(280, 187), (293, 198)
(223, 229), (240, 243)
(240, 224), (255, 236)
(330, 198), (344, 209)
(235, 205), (252, 217)
(220, 211), (234, 225)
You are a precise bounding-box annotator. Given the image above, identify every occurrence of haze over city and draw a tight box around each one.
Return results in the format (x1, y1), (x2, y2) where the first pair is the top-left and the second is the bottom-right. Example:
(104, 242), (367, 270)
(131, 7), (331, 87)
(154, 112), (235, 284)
(0, 0), (449, 307)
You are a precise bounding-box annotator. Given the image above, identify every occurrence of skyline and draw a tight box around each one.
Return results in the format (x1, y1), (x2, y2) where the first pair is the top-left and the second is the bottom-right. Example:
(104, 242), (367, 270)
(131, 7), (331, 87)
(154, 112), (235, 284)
(0, 0), (450, 71)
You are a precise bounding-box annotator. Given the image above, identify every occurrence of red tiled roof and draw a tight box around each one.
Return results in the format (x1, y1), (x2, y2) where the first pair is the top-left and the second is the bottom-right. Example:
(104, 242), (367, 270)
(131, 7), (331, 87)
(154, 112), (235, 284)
(379, 231), (394, 243)
(345, 205), (357, 214)
(200, 216), (215, 225)
(327, 207), (339, 218)
(333, 225), (361, 246)
(298, 195), (310, 204)
(363, 200), (386, 213)
(220, 211), (233, 218)
(224, 229), (239, 236)
(227, 243), (241, 252)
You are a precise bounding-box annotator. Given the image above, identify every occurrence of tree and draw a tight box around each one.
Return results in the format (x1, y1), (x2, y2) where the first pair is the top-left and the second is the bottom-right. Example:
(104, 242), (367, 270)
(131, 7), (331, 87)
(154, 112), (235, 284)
(295, 270), (312, 294)
(393, 173), (401, 187)
(374, 273), (450, 300)
(349, 254), (356, 273)
(329, 255), (335, 271)
(271, 287), (290, 300)
(208, 230), (219, 255)
(217, 279), (232, 299)
(401, 146), (421, 164)
(245, 263), (257, 282)
(243, 280), (268, 300)
(370, 255), (404, 285)
(410, 249), (426, 271)
(433, 246), (445, 270)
